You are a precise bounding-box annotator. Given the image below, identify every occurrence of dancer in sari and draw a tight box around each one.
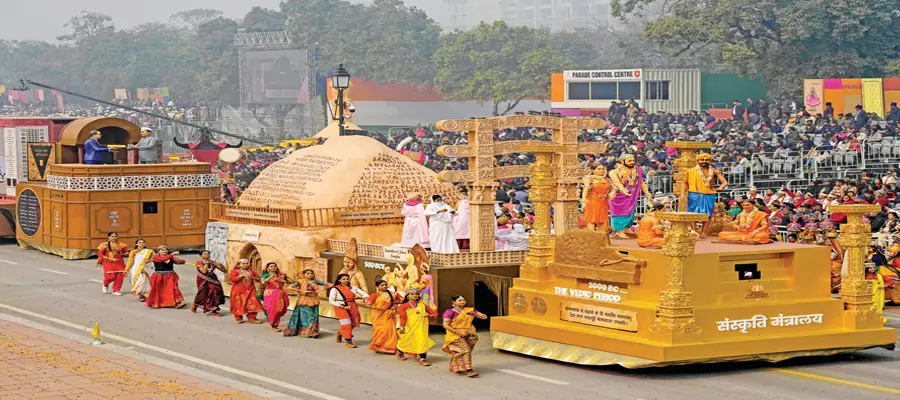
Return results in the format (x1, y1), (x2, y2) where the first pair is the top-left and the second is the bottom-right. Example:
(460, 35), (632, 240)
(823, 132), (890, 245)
(145, 246), (187, 309)
(126, 239), (153, 302)
(284, 269), (331, 338)
(366, 279), (402, 355)
(442, 295), (488, 377)
(329, 273), (369, 348)
(261, 262), (293, 332)
(230, 259), (263, 324)
(192, 250), (226, 316)
(97, 232), (128, 295)
(396, 289), (437, 366)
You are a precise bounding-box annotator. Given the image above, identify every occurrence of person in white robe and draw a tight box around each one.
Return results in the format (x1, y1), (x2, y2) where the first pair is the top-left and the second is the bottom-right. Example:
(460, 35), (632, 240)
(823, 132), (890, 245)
(401, 193), (430, 248)
(454, 193), (471, 251)
(424, 194), (460, 253)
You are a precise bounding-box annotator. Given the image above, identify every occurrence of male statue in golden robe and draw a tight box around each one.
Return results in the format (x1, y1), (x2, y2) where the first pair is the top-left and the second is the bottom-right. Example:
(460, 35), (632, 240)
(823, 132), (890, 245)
(339, 238), (369, 292)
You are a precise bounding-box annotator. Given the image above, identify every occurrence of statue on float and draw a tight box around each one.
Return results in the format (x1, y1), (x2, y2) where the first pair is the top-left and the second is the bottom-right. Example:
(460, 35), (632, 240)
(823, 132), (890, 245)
(339, 238), (369, 293)
(718, 199), (771, 244)
(173, 130), (243, 163)
(636, 203), (665, 248)
(608, 154), (654, 239)
(683, 153), (728, 235)
(580, 165), (610, 232)
(400, 244), (435, 307)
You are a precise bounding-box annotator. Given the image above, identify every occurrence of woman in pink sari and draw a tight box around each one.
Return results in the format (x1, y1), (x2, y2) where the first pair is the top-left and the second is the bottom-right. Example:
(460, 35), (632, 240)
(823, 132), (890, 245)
(261, 262), (292, 332)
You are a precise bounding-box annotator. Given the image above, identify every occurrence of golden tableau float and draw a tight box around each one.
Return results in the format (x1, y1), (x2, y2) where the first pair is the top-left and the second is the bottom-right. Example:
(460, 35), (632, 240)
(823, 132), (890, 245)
(212, 113), (895, 365)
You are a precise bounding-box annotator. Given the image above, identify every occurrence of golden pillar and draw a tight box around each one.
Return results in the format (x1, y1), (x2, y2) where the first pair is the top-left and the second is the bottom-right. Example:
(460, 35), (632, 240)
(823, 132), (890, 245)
(831, 204), (884, 329)
(666, 141), (712, 212)
(649, 212), (708, 342)
(520, 146), (563, 281)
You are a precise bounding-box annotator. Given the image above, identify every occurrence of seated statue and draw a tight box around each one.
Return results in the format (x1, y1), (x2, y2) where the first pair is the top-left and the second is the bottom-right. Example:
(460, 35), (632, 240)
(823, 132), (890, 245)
(637, 203), (665, 248)
(706, 202), (732, 236)
(718, 200), (771, 244)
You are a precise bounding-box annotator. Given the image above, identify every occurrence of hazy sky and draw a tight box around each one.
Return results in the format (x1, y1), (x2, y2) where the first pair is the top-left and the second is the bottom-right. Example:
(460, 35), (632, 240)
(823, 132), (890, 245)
(1, 0), (281, 42)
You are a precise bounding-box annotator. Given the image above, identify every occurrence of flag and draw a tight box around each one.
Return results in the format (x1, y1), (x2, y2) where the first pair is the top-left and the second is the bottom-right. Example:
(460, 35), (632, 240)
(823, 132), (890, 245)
(114, 88), (128, 100)
(34, 89), (45, 102)
(54, 91), (65, 112)
(137, 88), (150, 100)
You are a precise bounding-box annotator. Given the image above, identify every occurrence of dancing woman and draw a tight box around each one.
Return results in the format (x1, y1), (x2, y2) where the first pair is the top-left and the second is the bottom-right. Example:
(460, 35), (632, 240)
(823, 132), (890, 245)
(366, 279), (402, 355)
(229, 259), (264, 324)
(328, 273), (369, 348)
(396, 289), (438, 366)
(126, 239), (153, 302)
(192, 250), (226, 316)
(441, 295), (487, 377)
(97, 232), (128, 295)
(261, 262), (292, 332)
(145, 246), (187, 309)
(284, 269), (331, 338)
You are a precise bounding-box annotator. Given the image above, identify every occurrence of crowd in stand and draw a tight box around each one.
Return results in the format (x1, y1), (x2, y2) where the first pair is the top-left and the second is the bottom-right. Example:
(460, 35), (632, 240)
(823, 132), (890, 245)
(1, 99), (218, 126)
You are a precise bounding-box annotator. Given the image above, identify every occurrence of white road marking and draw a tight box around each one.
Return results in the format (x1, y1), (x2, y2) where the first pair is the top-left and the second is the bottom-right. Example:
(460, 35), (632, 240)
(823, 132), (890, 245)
(0, 259), (19, 264)
(89, 279), (104, 284)
(498, 368), (570, 385)
(0, 302), (347, 400)
(38, 268), (68, 275)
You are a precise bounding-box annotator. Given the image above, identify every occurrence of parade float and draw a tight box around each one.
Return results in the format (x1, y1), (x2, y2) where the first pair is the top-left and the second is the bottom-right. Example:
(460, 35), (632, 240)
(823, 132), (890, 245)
(14, 117), (220, 259)
(487, 137), (897, 367)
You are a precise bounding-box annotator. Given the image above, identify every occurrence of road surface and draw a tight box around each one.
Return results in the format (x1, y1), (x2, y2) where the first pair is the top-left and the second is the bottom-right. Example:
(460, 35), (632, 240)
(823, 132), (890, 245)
(1, 242), (899, 400)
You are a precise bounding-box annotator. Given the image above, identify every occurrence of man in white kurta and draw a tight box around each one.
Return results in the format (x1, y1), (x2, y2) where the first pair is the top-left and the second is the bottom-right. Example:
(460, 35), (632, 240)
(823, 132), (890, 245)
(401, 193), (430, 248)
(424, 194), (460, 253)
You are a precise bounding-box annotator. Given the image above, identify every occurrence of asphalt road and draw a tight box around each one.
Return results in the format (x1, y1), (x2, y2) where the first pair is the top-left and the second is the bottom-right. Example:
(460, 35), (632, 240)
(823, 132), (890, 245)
(1, 242), (900, 400)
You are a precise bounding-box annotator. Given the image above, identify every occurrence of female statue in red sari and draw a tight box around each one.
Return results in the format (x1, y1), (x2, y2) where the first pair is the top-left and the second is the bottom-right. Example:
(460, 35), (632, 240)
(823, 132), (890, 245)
(97, 232), (128, 295)
(229, 259), (263, 324)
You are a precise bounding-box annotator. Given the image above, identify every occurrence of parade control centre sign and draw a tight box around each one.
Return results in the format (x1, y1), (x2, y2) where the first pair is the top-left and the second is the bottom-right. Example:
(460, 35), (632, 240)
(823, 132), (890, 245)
(563, 69), (643, 82)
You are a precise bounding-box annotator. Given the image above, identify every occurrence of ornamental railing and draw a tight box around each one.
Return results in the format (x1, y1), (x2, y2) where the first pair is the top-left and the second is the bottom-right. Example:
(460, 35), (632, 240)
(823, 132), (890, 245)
(209, 202), (406, 229)
(325, 239), (528, 268)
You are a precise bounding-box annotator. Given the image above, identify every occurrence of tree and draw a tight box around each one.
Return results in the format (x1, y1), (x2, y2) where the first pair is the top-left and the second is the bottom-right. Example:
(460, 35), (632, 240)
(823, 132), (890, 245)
(170, 9), (225, 31)
(57, 12), (115, 43)
(433, 21), (574, 116)
(612, 0), (900, 96)
(280, 0), (440, 85)
(241, 7), (287, 32)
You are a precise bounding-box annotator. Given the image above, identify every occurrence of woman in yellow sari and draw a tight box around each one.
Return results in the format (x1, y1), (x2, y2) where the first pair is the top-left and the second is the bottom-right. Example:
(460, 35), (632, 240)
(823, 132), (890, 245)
(442, 295), (487, 377)
(126, 239), (154, 302)
(396, 289), (437, 366)
(365, 279), (401, 355)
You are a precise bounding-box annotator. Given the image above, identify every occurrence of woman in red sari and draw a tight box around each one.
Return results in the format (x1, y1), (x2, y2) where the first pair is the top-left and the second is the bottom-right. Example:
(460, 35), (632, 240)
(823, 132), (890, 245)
(192, 250), (226, 316)
(366, 279), (401, 354)
(229, 259), (263, 324)
(97, 232), (128, 295)
(261, 262), (292, 332)
(328, 273), (369, 348)
(145, 246), (187, 309)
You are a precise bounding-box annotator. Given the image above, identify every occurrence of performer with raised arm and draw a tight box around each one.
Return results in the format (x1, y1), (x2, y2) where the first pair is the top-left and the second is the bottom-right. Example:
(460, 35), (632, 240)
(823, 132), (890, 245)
(329, 273), (369, 348)
(145, 246), (187, 309)
(424, 194), (460, 253)
(608, 154), (653, 239)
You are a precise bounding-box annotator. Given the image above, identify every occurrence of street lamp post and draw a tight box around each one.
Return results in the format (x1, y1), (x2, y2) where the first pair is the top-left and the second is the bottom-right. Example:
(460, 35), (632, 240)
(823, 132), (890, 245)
(331, 64), (351, 136)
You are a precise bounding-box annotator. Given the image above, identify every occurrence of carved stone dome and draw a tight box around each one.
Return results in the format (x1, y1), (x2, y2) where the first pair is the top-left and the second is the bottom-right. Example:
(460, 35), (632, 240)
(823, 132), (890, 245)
(237, 135), (460, 210)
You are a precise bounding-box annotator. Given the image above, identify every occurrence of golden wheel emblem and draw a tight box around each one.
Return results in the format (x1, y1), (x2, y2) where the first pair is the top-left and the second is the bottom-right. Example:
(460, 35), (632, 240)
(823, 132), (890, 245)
(530, 297), (547, 316)
(512, 293), (527, 314)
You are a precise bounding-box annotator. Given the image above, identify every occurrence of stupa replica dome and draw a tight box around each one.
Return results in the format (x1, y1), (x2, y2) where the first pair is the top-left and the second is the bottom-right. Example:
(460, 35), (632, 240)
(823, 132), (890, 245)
(237, 135), (460, 210)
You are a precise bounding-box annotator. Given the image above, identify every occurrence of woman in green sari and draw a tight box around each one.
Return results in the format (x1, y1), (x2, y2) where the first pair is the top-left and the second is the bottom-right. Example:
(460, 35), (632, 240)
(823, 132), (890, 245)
(283, 269), (331, 338)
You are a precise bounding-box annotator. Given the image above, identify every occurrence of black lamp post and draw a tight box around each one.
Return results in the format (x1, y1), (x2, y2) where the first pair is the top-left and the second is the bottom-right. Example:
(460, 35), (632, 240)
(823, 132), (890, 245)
(331, 64), (351, 136)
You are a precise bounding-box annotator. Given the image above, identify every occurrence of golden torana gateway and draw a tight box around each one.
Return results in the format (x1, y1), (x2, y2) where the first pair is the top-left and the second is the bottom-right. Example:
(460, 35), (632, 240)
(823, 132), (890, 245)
(212, 113), (895, 365)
